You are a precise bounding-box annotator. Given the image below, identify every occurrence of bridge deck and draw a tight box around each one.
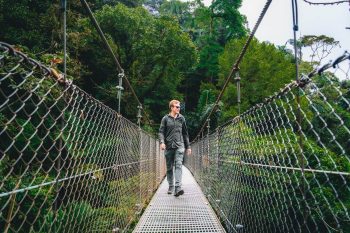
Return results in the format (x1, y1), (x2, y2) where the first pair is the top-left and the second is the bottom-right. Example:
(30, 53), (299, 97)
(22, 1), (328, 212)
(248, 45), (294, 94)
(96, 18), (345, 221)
(133, 166), (226, 233)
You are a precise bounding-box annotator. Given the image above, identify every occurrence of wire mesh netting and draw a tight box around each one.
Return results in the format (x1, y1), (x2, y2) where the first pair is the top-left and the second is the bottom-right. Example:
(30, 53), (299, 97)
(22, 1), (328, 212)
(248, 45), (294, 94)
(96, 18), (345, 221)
(186, 53), (350, 233)
(0, 42), (166, 232)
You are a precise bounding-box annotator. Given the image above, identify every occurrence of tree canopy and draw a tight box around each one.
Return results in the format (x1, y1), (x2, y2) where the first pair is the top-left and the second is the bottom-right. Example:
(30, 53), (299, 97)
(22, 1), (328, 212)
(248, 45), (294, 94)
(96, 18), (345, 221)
(1, 0), (349, 232)
(218, 37), (296, 121)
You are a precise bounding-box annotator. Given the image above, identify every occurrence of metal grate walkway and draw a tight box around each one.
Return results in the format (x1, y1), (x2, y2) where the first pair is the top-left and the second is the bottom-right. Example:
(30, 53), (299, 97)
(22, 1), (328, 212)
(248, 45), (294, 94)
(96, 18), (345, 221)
(133, 166), (226, 233)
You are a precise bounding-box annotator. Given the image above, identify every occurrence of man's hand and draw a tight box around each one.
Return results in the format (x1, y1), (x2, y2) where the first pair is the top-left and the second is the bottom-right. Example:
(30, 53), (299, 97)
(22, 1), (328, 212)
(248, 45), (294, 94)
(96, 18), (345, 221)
(186, 148), (192, 155)
(160, 143), (166, 150)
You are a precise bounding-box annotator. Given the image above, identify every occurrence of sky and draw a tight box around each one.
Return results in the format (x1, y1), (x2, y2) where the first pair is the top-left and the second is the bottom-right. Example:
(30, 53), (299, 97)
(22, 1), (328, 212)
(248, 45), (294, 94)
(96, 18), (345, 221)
(202, 0), (350, 76)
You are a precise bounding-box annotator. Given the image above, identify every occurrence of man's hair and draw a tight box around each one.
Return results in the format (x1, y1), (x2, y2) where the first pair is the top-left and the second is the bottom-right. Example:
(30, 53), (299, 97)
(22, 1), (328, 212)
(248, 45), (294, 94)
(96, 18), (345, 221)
(169, 100), (180, 110)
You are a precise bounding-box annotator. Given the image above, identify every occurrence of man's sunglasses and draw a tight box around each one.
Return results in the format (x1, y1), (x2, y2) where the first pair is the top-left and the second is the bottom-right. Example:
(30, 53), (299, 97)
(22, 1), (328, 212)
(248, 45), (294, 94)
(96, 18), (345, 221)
(174, 106), (180, 109)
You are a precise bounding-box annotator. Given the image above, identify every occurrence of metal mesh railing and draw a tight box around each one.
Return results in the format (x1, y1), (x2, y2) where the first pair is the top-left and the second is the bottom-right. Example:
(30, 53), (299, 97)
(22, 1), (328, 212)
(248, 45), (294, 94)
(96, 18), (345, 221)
(186, 53), (350, 232)
(0, 42), (166, 232)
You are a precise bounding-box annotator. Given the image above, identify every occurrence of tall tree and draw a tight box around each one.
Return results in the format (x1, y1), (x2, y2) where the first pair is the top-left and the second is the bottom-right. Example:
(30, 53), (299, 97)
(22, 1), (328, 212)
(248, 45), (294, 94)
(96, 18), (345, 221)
(158, 0), (247, 113)
(210, 0), (246, 42)
(71, 4), (198, 124)
(0, 0), (60, 52)
(218, 37), (296, 121)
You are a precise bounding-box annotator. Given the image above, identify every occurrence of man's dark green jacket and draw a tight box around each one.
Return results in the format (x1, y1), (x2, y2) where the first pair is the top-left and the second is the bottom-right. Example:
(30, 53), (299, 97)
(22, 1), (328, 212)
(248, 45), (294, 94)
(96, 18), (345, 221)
(159, 114), (190, 150)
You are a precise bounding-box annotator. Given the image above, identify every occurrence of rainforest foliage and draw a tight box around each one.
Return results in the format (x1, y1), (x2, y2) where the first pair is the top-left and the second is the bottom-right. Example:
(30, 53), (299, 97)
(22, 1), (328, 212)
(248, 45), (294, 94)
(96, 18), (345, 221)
(1, 0), (349, 232)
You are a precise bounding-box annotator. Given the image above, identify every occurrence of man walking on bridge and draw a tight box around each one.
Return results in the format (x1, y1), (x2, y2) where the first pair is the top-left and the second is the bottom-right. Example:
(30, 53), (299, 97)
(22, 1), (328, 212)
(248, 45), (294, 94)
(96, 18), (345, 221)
(159, 100), (191, 197)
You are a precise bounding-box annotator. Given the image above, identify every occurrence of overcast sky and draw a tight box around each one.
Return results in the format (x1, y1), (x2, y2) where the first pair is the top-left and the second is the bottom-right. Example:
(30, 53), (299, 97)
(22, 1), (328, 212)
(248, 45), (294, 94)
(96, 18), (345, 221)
(203, 0), (350, 63)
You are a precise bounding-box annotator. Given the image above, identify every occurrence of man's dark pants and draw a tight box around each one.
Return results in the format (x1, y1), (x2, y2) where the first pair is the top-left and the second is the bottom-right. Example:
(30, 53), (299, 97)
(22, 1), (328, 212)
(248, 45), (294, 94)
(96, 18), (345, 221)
(165, 147), (184, 191)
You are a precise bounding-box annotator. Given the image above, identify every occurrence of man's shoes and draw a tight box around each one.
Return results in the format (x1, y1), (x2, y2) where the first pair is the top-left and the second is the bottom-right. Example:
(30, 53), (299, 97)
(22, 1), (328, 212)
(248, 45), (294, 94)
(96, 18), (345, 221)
(174, 189), (184, 197)
(167, 186), (174, 194)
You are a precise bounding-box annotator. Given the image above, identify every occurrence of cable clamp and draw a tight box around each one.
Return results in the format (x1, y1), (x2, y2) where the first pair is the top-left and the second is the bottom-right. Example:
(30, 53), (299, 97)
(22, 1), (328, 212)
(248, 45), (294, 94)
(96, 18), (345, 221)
(298, 74), (311, 88)
(118, 70), (125, 79)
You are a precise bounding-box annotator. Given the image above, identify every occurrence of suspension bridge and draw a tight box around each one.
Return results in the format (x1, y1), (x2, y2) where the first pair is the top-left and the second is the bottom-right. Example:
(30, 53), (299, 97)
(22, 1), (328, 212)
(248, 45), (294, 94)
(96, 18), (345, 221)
(1, 0), (350, 232)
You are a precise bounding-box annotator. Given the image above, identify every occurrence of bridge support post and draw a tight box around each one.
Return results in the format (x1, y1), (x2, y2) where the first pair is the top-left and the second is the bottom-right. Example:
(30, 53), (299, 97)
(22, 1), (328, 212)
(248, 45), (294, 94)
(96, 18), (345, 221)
(116, 72), (124, 114)
(54, 2), (67, 229)
(206, 119), (210, 195)
(137, 105), (143, 214)
(149, 136), (152, 197)
(234, 71), (244, 228)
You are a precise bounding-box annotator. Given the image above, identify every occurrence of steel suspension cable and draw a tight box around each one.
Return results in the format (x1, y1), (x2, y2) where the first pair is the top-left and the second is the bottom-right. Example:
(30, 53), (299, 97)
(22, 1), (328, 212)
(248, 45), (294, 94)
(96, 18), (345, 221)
(193, 0), (273, 142)
(186, 51), (350, 232)
(291, 0), (308, 225)
(302, 0), (349, 5)
(0, 42), (166, 231)
(80, 0), (152, 125)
